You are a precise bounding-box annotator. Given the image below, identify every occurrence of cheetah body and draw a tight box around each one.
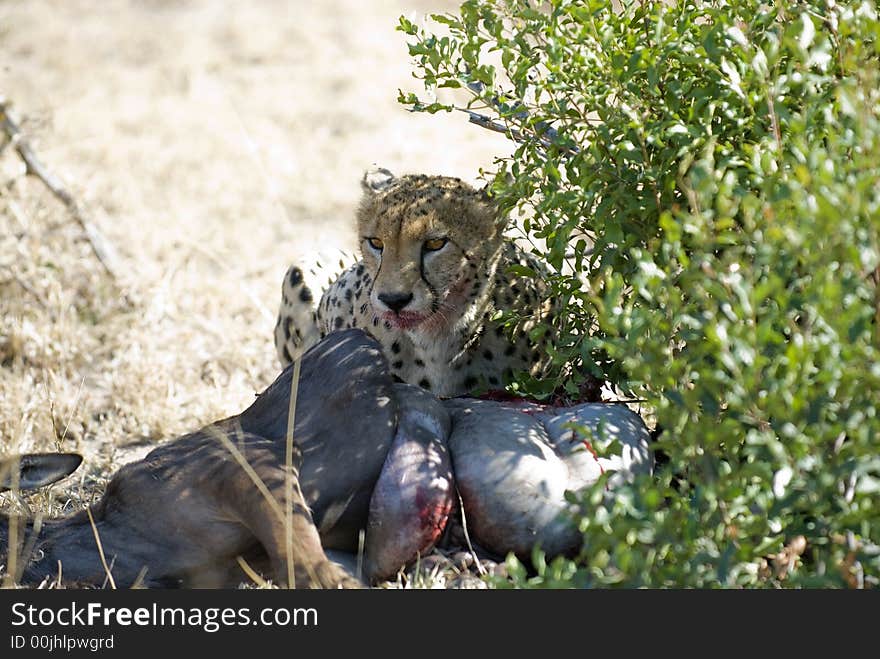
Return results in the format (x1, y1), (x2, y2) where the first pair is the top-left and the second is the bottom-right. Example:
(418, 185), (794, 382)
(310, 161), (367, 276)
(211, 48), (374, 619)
(274, 169), (555, 397)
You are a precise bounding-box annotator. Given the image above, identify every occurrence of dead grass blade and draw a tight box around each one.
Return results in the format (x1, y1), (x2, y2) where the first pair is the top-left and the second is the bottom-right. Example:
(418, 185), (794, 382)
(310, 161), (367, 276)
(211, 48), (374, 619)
(356, 528), (365, 584)
(101, 556), (117, 589)
(85, 507), (116, 589)
(205, 423), (320, 588)
(236, 555), (272, 589)
(284, 358), (302, 591)
(455, 488), (486, 577)
(205, 425), (284, 520)
(2, 458), (21, 589)
(58, 377), (85, 448)
(130, 566), (149, 590)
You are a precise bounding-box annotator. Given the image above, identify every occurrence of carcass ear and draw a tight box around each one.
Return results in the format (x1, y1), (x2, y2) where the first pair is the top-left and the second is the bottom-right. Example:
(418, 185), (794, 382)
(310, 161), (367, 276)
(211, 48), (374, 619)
(0, 453), (82, 492)
(361, 166), (397, 194)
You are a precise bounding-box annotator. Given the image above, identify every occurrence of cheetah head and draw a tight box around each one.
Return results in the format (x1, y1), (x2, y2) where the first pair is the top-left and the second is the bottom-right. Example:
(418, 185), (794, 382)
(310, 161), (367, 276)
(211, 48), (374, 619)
(357, 167), (507, 334)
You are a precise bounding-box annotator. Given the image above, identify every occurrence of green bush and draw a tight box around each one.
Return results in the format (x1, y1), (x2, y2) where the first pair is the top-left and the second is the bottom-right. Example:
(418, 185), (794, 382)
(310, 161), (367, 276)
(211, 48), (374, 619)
(399, 0), (880, 587)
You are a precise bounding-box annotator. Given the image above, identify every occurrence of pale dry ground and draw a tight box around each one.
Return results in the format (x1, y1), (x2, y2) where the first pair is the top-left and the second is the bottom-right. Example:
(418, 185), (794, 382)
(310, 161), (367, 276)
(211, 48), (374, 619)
(0, 0), (512, 587)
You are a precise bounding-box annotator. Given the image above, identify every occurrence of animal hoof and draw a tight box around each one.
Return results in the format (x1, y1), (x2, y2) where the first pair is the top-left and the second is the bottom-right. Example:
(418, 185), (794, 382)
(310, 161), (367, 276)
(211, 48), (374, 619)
(312, 561), (363, 590)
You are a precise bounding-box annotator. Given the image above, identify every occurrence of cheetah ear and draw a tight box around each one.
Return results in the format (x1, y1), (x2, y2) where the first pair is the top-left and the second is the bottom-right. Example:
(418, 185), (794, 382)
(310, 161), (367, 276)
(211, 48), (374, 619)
(361, 166), (397, 194)
(478, 170), (513, 200)
(478, 179), (510, 229)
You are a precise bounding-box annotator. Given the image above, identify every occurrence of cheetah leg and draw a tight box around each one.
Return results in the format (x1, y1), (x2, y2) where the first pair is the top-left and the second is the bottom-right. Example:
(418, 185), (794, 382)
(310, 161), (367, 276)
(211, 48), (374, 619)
(275, 265), (321, 365)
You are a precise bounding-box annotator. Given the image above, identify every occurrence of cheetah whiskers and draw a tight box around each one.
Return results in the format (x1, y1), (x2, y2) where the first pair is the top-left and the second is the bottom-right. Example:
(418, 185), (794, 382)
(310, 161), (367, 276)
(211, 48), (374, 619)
(423, 299), (459, 334)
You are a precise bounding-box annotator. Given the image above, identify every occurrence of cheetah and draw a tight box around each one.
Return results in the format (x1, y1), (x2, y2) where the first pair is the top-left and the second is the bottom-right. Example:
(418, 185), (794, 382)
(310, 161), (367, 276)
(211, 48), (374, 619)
(274, 167), (557, 397)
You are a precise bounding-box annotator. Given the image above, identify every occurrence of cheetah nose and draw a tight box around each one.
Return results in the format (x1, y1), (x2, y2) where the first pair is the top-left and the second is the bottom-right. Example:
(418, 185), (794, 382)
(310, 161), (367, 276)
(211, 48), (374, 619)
(378, 292), (414, 314)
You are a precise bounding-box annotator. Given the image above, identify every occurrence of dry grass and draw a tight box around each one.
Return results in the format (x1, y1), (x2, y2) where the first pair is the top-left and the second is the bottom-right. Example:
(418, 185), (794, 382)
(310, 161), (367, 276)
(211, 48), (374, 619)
(0, 0), (511, 588)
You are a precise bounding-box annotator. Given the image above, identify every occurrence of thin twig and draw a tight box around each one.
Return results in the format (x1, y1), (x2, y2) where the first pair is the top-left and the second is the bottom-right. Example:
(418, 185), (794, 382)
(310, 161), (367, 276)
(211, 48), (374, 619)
(464, 80), (580, 155)
(453, 106), (576, 155)
(456, 107), (528, 141)
(0, 99), (124, 285)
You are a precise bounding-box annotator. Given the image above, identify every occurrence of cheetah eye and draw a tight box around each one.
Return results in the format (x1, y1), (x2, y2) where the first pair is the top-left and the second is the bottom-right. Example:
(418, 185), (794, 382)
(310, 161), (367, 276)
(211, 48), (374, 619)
(423, 237), (448, 252)
(366, 237), (384, 251)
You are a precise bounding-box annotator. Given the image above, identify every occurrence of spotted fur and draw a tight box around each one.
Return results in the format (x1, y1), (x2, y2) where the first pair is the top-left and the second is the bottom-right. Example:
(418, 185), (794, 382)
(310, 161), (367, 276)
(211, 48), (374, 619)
(274, 168), (556, 397)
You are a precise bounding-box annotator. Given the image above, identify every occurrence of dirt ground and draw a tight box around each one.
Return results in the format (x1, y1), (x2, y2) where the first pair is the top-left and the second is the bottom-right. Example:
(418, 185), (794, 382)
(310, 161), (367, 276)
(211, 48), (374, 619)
(0, 0), (511, 586)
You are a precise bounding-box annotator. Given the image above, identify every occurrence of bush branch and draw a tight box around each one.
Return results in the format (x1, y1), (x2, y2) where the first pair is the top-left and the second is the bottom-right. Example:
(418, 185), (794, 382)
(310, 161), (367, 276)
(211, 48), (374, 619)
(464, 81), (580, 155)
